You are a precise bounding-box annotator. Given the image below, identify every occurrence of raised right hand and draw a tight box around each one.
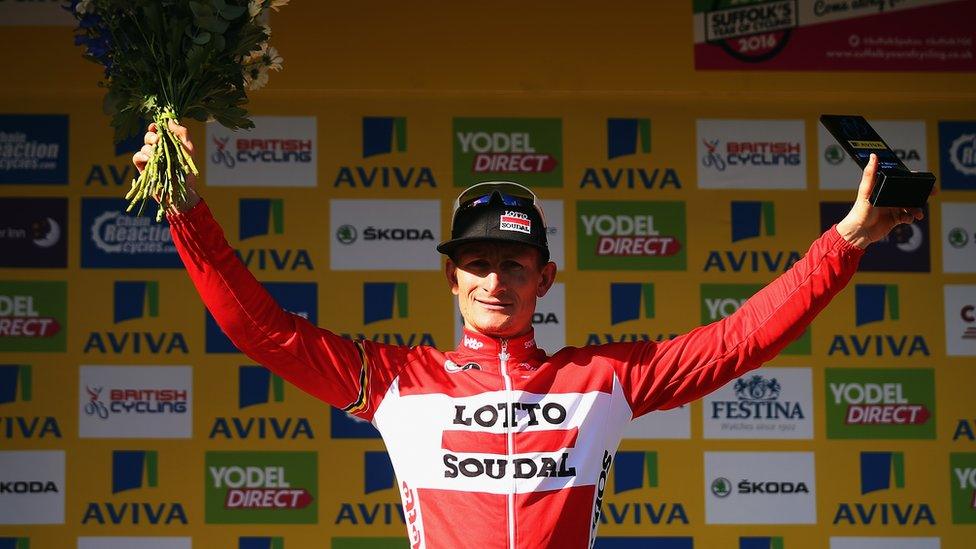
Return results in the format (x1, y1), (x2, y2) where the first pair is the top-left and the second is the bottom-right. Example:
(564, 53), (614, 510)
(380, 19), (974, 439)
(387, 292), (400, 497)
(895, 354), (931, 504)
(132, 120), (201, 213)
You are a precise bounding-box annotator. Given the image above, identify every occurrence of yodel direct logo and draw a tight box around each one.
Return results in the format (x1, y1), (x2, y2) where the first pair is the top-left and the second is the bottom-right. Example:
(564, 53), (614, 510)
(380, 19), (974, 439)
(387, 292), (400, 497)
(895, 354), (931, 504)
(577, 201), (686, 270)
(951, 452), (976, 524)
(205, 451), (317, 524)
(825, 369), (935, 439)
(453, 117), (562, 187)
(0, 281), (66, 352)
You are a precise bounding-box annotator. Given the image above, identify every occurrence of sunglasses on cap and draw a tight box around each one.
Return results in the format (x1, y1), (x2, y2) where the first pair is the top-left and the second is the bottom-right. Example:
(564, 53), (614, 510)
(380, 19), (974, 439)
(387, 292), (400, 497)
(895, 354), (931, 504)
(452, 181), (547, 226)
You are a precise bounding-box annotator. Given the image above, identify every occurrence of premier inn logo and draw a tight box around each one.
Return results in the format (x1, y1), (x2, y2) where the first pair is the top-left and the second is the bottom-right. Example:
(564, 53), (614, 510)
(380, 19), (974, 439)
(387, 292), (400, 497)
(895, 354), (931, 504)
(825, 369), (935, 439)
(577, 201), (686, 271)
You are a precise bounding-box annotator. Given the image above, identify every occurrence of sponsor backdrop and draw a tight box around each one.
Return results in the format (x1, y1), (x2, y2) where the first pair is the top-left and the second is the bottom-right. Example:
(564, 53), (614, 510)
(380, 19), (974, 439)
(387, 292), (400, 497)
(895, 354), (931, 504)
(1, 1), (975, 548)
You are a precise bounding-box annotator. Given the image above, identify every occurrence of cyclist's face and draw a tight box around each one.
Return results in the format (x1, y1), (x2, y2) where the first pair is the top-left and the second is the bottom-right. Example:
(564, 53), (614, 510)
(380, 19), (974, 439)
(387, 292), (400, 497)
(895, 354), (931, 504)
(446, 242), (556, 340)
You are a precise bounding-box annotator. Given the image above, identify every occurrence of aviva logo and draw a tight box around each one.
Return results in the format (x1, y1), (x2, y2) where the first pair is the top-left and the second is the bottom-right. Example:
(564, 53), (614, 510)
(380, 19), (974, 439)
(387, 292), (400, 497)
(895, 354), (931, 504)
(861, 451), (905, 495)
(240, 538), (284, 549)
(364, 451), (396, 494)
(239, 199), (284, 241)
(740, 538), (784, 549)
(0, 539), (29, 549)
(608, 118), (651, 160)
(613, 451), (658, 493)
(610, 283), (655, 325)
(855, 284), (900, 326)
(112, 450), (158, 494)
(363, 117), (407, 158)
(113, 281), (159, 323)
(239, 366), (284, 409)
(731, 201), (775, 243)
(363, 282), (408, 324)
(0, 365), (31, 404)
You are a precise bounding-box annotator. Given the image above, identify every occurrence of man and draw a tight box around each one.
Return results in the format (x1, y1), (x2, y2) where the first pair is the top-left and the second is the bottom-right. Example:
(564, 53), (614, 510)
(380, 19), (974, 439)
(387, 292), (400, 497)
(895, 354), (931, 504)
(136, 122), (922, 549)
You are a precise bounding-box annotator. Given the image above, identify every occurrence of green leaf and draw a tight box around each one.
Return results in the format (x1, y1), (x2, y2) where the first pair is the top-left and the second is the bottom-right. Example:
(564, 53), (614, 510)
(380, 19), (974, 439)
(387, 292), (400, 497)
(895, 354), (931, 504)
(196, 16), (229, 33)
(218, 4), (246, 19)
(192, 31), (212, 45)
(189, 1), (214, 18)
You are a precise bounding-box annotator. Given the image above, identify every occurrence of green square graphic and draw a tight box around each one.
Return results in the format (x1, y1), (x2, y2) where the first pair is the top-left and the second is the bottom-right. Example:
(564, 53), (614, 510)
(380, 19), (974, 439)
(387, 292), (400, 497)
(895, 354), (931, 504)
(951, 453), (976, 524)
(0, 281), (67, 352)
(577, 201), (686, 271)
(205, 451), (318, 524)
(825, 369), (935, 439)
(700, 283), (810, 355)
(453, 118), (563, 188)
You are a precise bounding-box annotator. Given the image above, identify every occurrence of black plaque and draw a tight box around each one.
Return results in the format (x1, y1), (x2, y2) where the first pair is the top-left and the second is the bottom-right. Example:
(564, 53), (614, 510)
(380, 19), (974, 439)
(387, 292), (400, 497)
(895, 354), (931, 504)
(820, 115), (935, 208)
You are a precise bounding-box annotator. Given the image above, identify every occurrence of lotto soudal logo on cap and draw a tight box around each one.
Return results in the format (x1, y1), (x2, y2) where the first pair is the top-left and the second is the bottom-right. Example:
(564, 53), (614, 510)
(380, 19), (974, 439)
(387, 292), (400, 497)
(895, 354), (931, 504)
(577, 201), (686, 270)
(825, 368), (935, 439)
(453, 118), (563, 188)
(205, 451), (317, 524)
(500, 210), (531, 234)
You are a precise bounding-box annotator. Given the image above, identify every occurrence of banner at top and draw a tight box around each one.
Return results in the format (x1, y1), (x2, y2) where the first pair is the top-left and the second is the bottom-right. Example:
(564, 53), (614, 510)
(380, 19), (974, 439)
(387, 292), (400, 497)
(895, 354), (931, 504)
(693, 0), (976, 71)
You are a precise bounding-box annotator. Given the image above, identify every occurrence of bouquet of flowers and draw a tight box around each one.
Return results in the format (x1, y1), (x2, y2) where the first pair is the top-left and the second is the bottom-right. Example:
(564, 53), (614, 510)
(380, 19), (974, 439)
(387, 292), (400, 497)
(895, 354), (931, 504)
(68, 0), (287, 220)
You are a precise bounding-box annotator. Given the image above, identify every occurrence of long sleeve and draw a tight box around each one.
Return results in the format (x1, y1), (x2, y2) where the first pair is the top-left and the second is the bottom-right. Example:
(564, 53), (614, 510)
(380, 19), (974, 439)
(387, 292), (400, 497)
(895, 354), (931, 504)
(603, 225), (864, 418)
(167, 200), (411, 420)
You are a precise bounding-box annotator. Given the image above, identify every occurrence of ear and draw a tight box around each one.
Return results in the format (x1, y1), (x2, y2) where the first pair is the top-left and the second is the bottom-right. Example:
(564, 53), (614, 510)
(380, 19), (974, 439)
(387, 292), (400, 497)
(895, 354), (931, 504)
(445, 258), (460, 296)
(536, 261), (557, 298)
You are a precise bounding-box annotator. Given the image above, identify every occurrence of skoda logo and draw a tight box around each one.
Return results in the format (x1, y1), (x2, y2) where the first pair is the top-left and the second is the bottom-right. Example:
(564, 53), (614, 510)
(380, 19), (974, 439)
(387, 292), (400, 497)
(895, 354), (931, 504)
(711, 477), (732, 498)
(948, 227), (969, 249)
(824, 144), (845, 165)
(336, 224), (357, 245)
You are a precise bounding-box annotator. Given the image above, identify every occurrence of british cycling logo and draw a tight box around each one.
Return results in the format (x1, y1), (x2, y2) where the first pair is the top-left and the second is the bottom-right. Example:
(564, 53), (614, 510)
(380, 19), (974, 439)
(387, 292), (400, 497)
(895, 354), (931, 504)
(334, 116), (437, 188)
(696, 119), (805, 189)
(206, 282), (317, 353)
(82, 450), (188, 526)
(0, 281), (66, 353)
(78, 366), (192, 439)
(578, 118), (682, 191)
(0, 114), (68, 185)
(81, 198), (180, 268)
(453, 117), (563, 188)
(0, 197), (67, 268)
(209, 366), (314, 440)
(939, 121), (976, 190)
(0, 450), (65, 525)
(824, 368), (935, 440)
(820, 202), (930, 273)
(832, 451), (934, 526)
(206, 116), (316, 187)
(577, 201), (686, 271)
(704, 368), (812, 439)
(204, 451), (318, 524)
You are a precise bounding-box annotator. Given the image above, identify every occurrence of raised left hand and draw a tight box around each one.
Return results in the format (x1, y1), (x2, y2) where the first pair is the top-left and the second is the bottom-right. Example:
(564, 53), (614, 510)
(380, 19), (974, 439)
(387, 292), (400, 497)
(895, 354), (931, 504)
(835, 154), (927, 249)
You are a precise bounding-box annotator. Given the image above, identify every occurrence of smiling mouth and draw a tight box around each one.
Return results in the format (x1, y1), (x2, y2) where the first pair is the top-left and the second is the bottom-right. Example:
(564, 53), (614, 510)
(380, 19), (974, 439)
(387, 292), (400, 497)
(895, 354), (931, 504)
(476, 299), (512, 311)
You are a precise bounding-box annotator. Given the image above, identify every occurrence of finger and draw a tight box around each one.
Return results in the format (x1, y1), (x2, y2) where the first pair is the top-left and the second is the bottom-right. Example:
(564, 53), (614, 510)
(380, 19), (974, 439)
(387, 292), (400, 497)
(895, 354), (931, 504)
(148, 122), (157, 133)
(144, 131), (158, 146)
(140, 143), (155, 157)
(132, 152), (149, 173)
(167, 120), (194, 154)
(856, 153), (879, 202)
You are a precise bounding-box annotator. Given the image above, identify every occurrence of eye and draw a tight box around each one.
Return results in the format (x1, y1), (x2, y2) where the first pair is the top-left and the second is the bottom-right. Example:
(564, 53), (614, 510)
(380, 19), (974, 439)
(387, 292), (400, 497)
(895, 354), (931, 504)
(502, 260), (525, 272)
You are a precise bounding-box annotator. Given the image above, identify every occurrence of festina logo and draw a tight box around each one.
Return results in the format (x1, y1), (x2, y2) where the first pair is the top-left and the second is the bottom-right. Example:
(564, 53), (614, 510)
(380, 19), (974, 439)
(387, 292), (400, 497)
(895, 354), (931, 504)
(833, 503), (935, 525)
(710, 375), (803, 420)
(209, 417), (313, 440)
(81, 503), (188, 525)
(339, 333), (436, 347)
(585, 333), (677, 345)
(83, 332), (188, 354)
(827, 335), (930, 357)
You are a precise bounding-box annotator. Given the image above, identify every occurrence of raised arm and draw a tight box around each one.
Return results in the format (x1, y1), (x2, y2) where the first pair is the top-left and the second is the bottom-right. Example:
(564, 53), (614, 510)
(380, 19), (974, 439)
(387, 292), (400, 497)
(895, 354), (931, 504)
(609, 154), (925, 418)
(133, 122), (408, 419)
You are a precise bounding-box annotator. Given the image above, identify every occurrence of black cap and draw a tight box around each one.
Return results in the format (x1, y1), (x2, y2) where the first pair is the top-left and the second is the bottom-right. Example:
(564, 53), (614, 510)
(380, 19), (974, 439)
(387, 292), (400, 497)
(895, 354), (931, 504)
(437, 191), (549, 262)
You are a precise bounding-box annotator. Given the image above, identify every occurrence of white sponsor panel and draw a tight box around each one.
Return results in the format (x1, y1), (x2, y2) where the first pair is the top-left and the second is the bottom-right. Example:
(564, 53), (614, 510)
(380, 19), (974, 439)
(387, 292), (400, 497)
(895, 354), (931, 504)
(829, 538), (940, 549)
(541, 199), (565, 269)
(704, 451), (816, 524)
(0, 450), (64, 525)
(330, 199), (441, 271)
(696, 119), (806, 189)
(78, 538), (192, 549)
(818, 120), (928, 189)
(944, 285), (976, 356)
(79, 366), (193, 438)
(206, 116), (317, 187)
(624, 405), (691, 439)
(0, 1), (74, 26)
(452, 283), (565, 355)
(941, 202), (976, 273)
(703, 367), (813, 440)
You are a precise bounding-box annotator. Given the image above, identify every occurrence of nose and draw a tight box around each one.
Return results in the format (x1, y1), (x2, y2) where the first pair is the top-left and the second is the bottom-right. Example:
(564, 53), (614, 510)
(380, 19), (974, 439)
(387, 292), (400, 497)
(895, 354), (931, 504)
(482, 271), (503, 295)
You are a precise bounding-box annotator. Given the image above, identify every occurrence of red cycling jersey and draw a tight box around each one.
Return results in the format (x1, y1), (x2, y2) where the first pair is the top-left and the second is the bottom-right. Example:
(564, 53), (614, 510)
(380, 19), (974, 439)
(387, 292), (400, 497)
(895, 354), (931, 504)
(169, 201), (863, 549)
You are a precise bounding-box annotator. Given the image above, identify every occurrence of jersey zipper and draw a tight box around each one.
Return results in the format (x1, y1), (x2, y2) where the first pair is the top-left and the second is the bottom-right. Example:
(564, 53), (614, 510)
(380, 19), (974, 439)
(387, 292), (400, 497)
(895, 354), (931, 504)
(499, 338), (515, 549)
